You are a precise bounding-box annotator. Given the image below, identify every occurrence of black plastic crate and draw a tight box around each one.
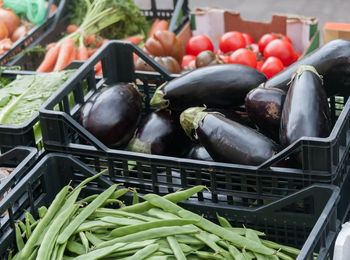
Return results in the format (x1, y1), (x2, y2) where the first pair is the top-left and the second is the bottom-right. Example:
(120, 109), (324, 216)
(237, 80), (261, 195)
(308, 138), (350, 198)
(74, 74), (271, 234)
(39, 41), (350, 208)
(0, 0), (66, 66)
(0, 153), (341, 259)
(8, 0), (189, 71)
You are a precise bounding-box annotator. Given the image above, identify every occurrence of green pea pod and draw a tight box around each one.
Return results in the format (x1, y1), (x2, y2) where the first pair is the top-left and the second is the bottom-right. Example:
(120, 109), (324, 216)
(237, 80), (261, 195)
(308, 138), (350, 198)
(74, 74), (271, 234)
(15, 224), (24, 251)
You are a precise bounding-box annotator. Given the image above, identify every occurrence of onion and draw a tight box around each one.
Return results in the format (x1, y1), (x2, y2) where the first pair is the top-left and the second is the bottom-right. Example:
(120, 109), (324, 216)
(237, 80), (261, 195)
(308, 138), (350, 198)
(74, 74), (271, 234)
(11, 25), (27, 42)
(0, 9), (20, 36)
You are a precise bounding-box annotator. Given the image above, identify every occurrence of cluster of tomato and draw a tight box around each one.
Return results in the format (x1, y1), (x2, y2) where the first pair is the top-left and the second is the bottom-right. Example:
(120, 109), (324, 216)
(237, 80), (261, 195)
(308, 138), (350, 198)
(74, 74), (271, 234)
(182, 31), (302, 78)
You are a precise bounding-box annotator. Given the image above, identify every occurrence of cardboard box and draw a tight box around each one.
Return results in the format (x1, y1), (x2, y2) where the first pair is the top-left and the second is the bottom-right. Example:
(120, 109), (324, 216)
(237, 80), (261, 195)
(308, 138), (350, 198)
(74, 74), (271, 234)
(177, 8), (319, 56)
(324, 22), (350, 43)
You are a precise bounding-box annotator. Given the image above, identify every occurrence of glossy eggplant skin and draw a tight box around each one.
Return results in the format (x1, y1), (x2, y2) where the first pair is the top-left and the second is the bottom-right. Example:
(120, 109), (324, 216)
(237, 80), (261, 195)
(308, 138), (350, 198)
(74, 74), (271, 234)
(150, 64), (267, 111)
(245, 87), (286, 141)
(128, 110), (191, 156)
(206, 108), (256, 129)
(186, 144), (213, 161)
(196, 114), (279, 165)
(280, 68), (331, 147)
(264, 39), (350, 96)
(80, 83), (142, 147)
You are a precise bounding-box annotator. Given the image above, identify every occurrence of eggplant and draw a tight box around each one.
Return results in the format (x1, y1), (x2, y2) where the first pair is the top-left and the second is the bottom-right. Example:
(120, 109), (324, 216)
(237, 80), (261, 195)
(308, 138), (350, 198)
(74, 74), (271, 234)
(180, 107), (280, 165)
(80, 83), (142, 147)
(280, 66), (331, 147)
(150, 64), (267, 111)
(263, 39), (350, 96)
(245, 87), (286, 141)
(127, 110), (191, 156)
(186, 144), (213, 161)
(205, 108), (256, 129)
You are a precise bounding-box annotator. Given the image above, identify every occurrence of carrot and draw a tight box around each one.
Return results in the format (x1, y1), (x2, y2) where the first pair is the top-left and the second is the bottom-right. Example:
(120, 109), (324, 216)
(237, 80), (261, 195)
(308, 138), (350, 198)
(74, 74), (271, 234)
(85, 34), (104, 47)
(95, 67), (103, 76)
(148, 19), (168, 38)
(122, 35), (143, 45)
(95, 61), (102, 72)
(87, 47), (97, 57)
(66, 24), (79, 34)
(77, 45), (88, 60)
(53, 38), (75, 71)
(37, 43), (61, 72)
(46, 42), (56, 50)
(102, 39), (109, 45)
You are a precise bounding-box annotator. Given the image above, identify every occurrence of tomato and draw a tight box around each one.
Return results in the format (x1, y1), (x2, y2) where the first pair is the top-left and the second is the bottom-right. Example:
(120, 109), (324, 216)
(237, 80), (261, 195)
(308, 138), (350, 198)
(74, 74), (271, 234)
(246, 43), (259, 55)
(258, 33), (278, 53)
(219, 31), (246, 53)
(256, 60), (265, 71)
(229, 48), (257, 68)
(280, 34), (292, 44)
(186, 35), (214, 56)
(181, 54), (196, 68)
(188, 59), (196, 69)
(242, 33), (254, 46)
(219, 55), (230, 64)
(295, 52), (302, 60)
(260, 57), (284, 79)
(263, 39), (296, 66)
(215, 49), (224, 56)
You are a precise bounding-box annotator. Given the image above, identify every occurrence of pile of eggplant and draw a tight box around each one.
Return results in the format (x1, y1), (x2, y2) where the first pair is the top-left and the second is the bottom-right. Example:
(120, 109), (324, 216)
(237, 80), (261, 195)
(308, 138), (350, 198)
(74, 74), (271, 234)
(80, 39), (350, 167)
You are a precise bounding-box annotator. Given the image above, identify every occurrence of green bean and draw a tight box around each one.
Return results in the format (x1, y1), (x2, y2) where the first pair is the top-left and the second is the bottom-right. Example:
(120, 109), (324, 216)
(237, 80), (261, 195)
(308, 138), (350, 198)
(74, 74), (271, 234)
(37, 204), (78, 260)
(226, 228), (265, 236)
(51, 244), (59, 260)
(56, 242), (67, 260)
(228, 244), (245, 260)
(246, 228), (269, 260)
(24, 210), (36, 225)
(101, 199), (125, 207)
(242, 250), (254, 260)
(130, 188), (139, 205)
(276, 251), (294, 260)
(63, 256), (75, 260)
(17, 220), (26, 234)
(142, 194), (275, 256)
(108, 240), (159, 257)
(85, 232), (103, 247)
(15, 224), (24, 251)
(100, 216), (145, 225)
(129, 244), (159, 260)
(7, 249), (13, 260)
(20, 186), (70, 259)
(25, 218), (31, 239)
(195, 232), (232, 259)
(175, 235), (204, 245)
(96, 226), (199, 249)
(94, 208), (157, 222)
(80, 194), (98, 203)
(147, 208), (180, 220)
(268, 255), (279, 260)
(111, 188), (129, 200)
(67, 240), (86, 255)
(121, 185), (205, 213)
(109, 248), (140, 257)
(109, 219), (197, 238)
(75, 220), (116, 233)
(28, 248), (38, 260)
(195, 251), (224, 259)
(261, 239), (300, 256)
(57, 184), (117, 245)
(79, 232), (89, 253)
(69, 169), (108, 197)
(72, 242), (126, 260)
(167, 236), (186, 260)
(38, 206), (48, 219)
(216, 213), (232, 228)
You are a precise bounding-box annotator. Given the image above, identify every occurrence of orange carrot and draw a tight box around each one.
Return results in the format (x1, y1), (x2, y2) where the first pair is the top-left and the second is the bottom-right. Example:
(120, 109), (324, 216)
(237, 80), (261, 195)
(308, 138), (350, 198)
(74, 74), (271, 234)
(53, 38), (75, 71)
(66, 24), (79, 34)
(37, 43), (61, 72)
(87, 47), (97, 57)
(68, 48), (76, 64)
(122, 35), (143, 45)
(95, 61), (102, 72)
(85, 34), (104, 47)
(46, 42), (56, 50)
(148, 18), (160, 38)
(148, 19), (168, 39)
(95, 67), (103, 76)
(77, 45), (88, 60)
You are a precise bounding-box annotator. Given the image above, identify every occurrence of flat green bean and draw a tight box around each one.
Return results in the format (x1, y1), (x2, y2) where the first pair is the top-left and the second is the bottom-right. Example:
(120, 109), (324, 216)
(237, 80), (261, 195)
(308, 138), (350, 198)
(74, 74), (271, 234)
(195, 251), (224, 259)
(24, 210), (36, 225)
(38, 206), (47, 219)
(228, 244), (245, 260)
(167, 236), (186, 260)
(195, 232), (232, 260)
(261, 239), (300, 256)
(94, 208), (157, 222)
(72, 242), (126, 260)
(175, 235), (204, 245)
(25, 218), (31, 239)
(129, 244), (159, 260)
(246, 228), (269, 260)
(57, 184), (117, 244)
(80, 194), (98, 203)
(17, 221), (26, 234)
(85, 232), (103, 247)
(79, 232), (89, 253)
(69, 169), (108, 197)
(50, 244), (59, 260)
(75, 220), (116, 233)
(100, 216), (145, 225)
(226, 227), (265, 236)
(27, 248), (38, 260)
(56, 242), (67, 260)
(147, 208), (180, 220)
(111, 188), (129, 200)
(15, 224), (24, 251)
(216, 213), (232, 228)
(276, 251), (294, 260)
(67, 240), (86, 255)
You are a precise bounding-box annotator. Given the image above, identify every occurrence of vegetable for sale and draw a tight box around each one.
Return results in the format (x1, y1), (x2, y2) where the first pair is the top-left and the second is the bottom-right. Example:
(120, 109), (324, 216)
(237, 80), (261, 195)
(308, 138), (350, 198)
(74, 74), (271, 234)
(229, 48), (257, 68)
(135, 56), (181, 74)
(127, 110), (191, 156)
(150, 64), (267, 111)
(195, 50), (224, 68)
(80, 83), (143, 147)
(280, 65), (331, 147)
(186, 35), (214, 56)
(263, 39), (350, 96)
(180, 107), (280, 165)
(186, 144), (213, 161)
(219, 31), (246, 53)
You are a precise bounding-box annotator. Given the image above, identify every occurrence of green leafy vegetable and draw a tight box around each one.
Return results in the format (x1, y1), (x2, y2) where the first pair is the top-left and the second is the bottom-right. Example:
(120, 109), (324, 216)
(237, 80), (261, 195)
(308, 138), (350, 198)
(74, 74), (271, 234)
(0, 70), (75, 125)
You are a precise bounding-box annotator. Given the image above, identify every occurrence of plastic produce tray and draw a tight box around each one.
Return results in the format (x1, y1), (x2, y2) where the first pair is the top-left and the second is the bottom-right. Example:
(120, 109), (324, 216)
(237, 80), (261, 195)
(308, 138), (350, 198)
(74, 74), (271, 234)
(0, 153), (341, 259)
(7, 0), (189, 71)
(38, 41), (350, 209)
(0, 0), (66, 66)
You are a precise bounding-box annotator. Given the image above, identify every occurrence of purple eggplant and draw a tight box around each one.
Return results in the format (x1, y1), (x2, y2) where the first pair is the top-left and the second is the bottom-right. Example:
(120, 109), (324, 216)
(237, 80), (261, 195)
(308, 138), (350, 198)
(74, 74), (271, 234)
(186, 144), (213, 161)
(280, 66), (331, 147)
(245, 87), (286, 141)
(80, 83), (142, 147)
(180, 107), (280, 165)
(150, 64), (267, 111)
(127, 110), (191, 156)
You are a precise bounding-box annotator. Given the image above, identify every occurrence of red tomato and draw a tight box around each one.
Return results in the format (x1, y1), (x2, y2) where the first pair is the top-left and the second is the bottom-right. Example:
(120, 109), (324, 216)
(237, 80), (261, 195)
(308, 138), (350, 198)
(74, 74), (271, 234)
(186, 35), (214, 56)
(242, 33), (254, 46)
(181, 54), (196, 68)
(256, 60), (265, 71)
(229, 48), (257, 68)
(260, 57), (284, 78)
(263, 39), (296, 66)
(188, 59), (196, 69)
(219, 31), (246, 53)
(246, 43), (259, 55)
(280, 34), (292, 44)
(258, 33), (278, 53)
(219, 55), (230, 64)
(215, 49), (224, 56)
(295, 52), (302, 60)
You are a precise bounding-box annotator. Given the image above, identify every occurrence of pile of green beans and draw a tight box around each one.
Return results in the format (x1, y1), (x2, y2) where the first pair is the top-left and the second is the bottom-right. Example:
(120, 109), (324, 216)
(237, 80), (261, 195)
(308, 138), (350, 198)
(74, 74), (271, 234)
(8, 171), (310, 260)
